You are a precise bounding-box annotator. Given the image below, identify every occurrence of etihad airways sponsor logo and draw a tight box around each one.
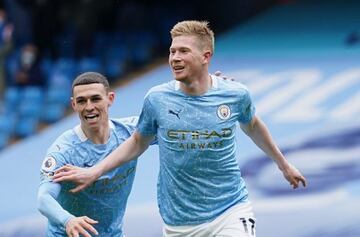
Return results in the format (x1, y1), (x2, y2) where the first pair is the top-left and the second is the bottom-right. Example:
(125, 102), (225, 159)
(167, 128), (232, 140)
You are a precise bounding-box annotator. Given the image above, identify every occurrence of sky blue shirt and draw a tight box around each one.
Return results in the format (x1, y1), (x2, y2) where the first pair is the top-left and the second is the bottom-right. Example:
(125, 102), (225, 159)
(38, 117), (138, 237)
(137, 75), (256, 225)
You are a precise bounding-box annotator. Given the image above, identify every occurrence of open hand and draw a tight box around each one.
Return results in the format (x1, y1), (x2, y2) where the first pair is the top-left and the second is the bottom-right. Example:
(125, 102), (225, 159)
(66, 216), (98, 237)
(53, 164), (99, 193)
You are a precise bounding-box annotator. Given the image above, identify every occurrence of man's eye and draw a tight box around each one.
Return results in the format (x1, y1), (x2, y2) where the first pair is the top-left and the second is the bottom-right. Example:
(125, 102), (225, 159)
(92, 97), (101, 102)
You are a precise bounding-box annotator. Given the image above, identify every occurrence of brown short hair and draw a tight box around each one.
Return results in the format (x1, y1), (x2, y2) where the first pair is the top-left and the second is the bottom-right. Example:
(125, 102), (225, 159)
(170, 20), (215, 53)
(72, 72), (110, 95)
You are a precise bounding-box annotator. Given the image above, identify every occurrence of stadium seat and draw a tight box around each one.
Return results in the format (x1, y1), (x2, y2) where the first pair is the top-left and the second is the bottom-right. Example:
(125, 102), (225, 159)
(52, 58), (77, 78)
(3, 87), (20, 114)
(46, 86), (71, 106)
(41, 104), (67, 124)
(93, 32), (113, 59)
(77, 57), (103, 74)
(0, 132), (9, 149)
(104, 59), (125, 79)
(22, 86), (44, 104)
(103, 45), (127, 78)
(17, 87), (44, 123)
(40, 57), (54, 80)
(0, 114), (16, 137)
(4, 49), (21, 82)
(55, 32), (76, 58)
(129, 31), (154, 65)
(14, 117), (39, 137)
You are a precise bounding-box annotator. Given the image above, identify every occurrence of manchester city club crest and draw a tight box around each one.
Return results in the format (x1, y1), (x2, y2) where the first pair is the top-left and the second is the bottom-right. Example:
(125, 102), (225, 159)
(217, 105), (231, 120)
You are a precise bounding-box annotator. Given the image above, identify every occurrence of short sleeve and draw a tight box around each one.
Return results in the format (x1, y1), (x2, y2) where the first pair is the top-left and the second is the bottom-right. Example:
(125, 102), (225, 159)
(119, 116), (139, 134)
(238, 88), (256, 124)
(40, 153), (66, 184)
(136, 95), (158, 136)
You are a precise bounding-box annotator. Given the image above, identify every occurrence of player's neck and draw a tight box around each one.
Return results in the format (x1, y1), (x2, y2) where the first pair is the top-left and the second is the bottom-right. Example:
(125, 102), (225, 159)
(180, 73), (212, 96)
(82, 122), (110, 144)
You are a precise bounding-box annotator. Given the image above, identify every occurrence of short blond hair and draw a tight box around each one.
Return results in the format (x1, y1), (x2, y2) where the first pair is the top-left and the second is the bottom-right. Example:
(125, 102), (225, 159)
(170, 20), (215, 54)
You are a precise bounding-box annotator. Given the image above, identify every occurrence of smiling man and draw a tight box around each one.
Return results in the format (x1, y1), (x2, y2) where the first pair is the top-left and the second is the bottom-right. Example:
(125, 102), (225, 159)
(37, 72), (142, 237)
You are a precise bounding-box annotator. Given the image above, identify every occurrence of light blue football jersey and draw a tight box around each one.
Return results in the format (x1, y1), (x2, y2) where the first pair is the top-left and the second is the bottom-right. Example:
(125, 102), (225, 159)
(40, 117), (138, 237)
(137, 75), (255, 225)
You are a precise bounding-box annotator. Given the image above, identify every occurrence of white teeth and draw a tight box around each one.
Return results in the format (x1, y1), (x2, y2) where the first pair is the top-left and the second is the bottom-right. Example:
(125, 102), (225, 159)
(173, 66), (184, 70)
(85, 115), (98, 120)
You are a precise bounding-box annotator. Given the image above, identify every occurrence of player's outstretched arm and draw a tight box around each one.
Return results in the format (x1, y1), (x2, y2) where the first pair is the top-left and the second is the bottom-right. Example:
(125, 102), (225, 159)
(37, 182), (99, 235)
(53, 131), (154, 192)
(240, 115), (307, 189)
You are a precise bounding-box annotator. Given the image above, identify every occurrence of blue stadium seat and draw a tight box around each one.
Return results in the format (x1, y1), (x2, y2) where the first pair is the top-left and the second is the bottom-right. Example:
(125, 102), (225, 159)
(103, 45), (128, 78)
(3, 87), (20, 114)
(17, 87), (44, 120)
(52, 58), (77, 78)
(4, 49), (21, 82)
(0, 114), (16, 137)
(77, 57), (103, 74)
(22, 86), (44, 104)
(14, 117), (39, 137)
(105, 45), (128, 62)
(132, 31), (154, 61)
(132, 41), (152, 66)
(0, 132), (9, 149)
(18, 102), (43, 119)
(47, 58), (75, 90)
(48, 71), (72, 90)
(41, 104), (67, 124)
(55, 32), (76, 58)
(105, 59), (125, 78)
(40, 57), (54, 81)
(93, 32), (112, 59)
(41, 87), (70, 123)
(46, 86), (70, 104)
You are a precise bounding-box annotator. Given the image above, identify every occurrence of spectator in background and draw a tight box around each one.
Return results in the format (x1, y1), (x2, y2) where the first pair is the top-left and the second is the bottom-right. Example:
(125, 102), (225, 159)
(0, 8), (13, 94)
(13, 43), (44, 87)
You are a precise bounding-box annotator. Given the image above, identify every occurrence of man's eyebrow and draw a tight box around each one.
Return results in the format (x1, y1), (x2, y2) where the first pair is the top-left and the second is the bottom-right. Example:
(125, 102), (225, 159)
(75, 95), (86, 100)
(75, 94), (101, 100)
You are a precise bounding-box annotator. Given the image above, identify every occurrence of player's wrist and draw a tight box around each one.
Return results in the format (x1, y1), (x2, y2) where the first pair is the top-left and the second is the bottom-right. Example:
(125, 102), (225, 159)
(90, 165), (103, 180)
(276, 158), (291, 172)
(62, 214), (75, 228)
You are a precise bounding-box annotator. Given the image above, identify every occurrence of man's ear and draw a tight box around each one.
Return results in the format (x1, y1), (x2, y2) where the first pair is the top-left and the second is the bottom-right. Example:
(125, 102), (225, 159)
(108, 92), (115, 106)
(71, 97), (76, 110)
(203, 51), (212, 64)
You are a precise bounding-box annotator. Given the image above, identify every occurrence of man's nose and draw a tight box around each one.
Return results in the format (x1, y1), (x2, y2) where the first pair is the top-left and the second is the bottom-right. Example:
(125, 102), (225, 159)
(171, 51), (181, 61)
(85, 100), (95, 110)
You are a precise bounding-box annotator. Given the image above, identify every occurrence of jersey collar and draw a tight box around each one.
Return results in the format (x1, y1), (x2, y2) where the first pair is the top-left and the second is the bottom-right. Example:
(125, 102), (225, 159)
(74, 120), (115, 142)
(175, 74), (218, 90)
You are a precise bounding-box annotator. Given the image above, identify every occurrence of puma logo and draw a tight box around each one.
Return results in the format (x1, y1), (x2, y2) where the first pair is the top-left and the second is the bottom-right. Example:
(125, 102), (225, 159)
(169, 109), (181, 119)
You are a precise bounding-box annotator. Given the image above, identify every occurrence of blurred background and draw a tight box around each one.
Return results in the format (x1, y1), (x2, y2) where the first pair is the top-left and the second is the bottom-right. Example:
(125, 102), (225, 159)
(0, 0), (359, 236)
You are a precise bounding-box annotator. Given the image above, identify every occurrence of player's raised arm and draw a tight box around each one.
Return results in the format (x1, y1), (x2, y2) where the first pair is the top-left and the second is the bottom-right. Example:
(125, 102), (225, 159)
(240, 115), (307, 189)
(53, 131), (154, 192)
